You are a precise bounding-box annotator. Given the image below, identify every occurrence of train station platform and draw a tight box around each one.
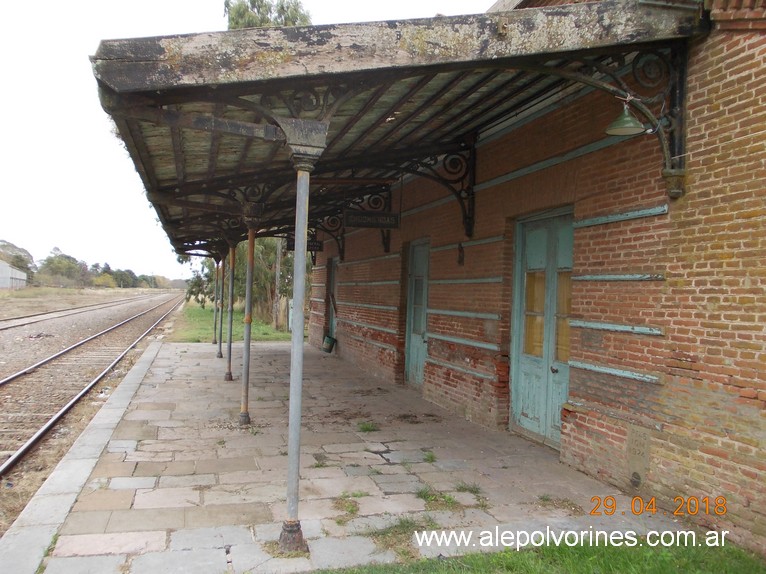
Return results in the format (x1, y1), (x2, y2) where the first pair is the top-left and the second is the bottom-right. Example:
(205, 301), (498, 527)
(0, 341), (680, 573)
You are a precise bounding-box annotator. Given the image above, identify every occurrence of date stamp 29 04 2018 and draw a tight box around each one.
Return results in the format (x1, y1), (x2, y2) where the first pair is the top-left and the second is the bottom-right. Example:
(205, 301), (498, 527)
(590, 495), (727, 517)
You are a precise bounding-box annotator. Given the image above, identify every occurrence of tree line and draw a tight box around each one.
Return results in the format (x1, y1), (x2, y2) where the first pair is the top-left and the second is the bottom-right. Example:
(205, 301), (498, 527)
(185, 237), (310, 328)
(31, 248), (175, 289)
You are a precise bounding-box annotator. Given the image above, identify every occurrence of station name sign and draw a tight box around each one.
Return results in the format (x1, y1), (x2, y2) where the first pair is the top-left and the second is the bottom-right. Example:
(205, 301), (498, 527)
(286, 239), (324, 252)
(344, 210), (400, 229)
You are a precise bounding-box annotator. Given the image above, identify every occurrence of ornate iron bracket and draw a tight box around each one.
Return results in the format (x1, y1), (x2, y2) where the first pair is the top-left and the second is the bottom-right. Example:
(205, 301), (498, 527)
(393, 146), (477, 238)
(314, 214), (345, 261)
(340, 186), (395, 253)
(517, 43), (688, 198)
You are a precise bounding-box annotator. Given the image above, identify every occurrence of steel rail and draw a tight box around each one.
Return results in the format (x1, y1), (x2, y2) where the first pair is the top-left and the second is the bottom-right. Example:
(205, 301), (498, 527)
(0, 296), (178, 387)
(0, 292), (165, 331)
(0, 296), (183, 477)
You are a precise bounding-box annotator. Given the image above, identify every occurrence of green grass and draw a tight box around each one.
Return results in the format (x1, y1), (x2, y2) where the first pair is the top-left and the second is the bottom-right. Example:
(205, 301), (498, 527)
(455, 482), (482, 496)
(169, 300), (292, 343)
(315, 541), (766, 573)
(415, 487), (462, 511)
(358, 421), (380, 433)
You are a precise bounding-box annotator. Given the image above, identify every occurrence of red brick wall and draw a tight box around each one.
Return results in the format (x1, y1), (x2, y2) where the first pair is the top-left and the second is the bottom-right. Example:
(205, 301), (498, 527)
(310, 7), (765, 552)
(561, 11), (766, 553)
(648, 18), (766, 550)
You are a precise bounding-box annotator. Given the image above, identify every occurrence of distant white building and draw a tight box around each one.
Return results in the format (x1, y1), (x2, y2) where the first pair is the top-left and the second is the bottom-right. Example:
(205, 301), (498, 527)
(0, 260), (27, 289)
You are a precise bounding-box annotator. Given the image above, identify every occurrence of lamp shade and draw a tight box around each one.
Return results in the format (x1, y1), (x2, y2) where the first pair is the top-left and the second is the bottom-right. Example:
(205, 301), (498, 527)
(605, 104), (646, 136)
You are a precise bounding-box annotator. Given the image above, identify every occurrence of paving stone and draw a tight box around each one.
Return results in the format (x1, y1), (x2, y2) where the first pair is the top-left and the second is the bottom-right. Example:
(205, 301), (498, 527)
(109, 476), (157, 490)
(183, 502), (272, 528)
(52, 531), (167, 557)
(300, 466), (348, 480)
(195, 456), (259, 474)
(133, 487), (200, 509)
(169, 525), (253, 550)
(300, 476), (381, 500)
(227, 542), (274, 572)
(321, 442), (366, 454)
(134, 460), (196, 476)
(124, 410), (171, 421)
(248, 556), (314, 573)
(73, 489), (134, 512)
(309, 536), (397, 570)
(0, 524), (60, 574)
(90, 461), (137, 479)
(13, 493), (77, 527)
(42, 554), (127, 574)
(59, 511), (112, 535)
(105, 508), (185, 532)
(204, 482), (286, 505)
(36, 459), (98, 496)
(371, 473), (426, 494)
(382, 450), (429, 463)
(158, 473), (216, 488)
(112, 421), (158, 441)
(129, 548), (228, 574)
(357, 493), (427, 516)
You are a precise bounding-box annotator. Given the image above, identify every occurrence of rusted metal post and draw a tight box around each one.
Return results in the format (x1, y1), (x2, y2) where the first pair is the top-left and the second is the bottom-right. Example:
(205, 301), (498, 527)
(240, 228), (255, 425)
(225, 243), (236, 381)
(212, 258), (220, 345)
(217, 255), (225, 359)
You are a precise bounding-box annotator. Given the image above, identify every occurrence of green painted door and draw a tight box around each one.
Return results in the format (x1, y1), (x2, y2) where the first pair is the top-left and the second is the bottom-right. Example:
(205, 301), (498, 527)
(327, 258), (338, 338)
(406, 241), (429, 386)
(512, 214), (573, 447)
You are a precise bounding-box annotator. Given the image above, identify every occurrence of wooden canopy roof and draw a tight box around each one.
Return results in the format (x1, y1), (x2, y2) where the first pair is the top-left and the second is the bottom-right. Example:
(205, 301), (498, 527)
(91, 0), (706, 258)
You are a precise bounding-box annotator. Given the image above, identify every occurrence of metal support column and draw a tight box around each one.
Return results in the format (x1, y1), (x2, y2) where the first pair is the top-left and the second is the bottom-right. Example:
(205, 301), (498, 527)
(279, 162), (312, 553)
(217, 254), (225, 359)
(212, 258), (220, 345)
(275, 117), (328, 554)
(224, 243), (236, 381)
(240, 228), (255, 425)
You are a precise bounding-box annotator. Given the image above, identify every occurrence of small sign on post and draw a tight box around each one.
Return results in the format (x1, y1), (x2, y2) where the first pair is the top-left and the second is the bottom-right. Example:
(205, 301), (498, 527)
(344, 210), (400, 229)
(287, 239), (324, 252)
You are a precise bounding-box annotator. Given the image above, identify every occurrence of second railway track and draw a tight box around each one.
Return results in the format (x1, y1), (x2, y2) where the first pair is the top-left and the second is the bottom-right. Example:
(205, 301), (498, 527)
(0, 293), (183, 475)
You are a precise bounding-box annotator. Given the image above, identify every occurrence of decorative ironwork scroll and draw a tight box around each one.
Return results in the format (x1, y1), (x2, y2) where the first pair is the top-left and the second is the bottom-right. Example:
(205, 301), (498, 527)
(395, 148), (476, 237)
(517, 43), (688, 198)
(314, 214), (345, 261)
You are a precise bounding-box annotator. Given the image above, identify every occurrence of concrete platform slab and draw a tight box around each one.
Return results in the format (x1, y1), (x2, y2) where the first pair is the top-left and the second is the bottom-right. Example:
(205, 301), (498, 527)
(0, 341), (691, 573)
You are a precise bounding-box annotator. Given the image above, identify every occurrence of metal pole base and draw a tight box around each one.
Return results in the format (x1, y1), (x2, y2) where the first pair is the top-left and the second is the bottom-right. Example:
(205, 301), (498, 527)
(216, 352), (224, 359)
(224, 372), (233, 381)
(278, 520), (308, 553)
(239, 412), (251, 426)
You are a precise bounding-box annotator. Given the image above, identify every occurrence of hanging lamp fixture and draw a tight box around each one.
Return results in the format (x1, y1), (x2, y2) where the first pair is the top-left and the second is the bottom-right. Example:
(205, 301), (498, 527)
(605, 96), (647, 136)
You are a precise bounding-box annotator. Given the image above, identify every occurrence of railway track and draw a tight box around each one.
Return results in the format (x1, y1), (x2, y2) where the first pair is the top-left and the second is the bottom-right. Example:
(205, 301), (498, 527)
(0, 294), (183, 476)
(0, 293), (160, 331)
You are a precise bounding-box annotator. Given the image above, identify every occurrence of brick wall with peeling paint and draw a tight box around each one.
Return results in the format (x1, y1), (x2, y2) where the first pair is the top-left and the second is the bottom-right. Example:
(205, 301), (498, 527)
(309, 4), (765, 554)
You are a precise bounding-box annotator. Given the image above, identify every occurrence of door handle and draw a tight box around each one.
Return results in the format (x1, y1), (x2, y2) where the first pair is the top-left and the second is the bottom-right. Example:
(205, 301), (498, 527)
(550, 366), (559, 374)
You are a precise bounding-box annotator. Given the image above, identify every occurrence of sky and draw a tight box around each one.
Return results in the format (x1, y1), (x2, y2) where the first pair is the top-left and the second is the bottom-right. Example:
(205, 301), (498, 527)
(0, 0), (492, 280)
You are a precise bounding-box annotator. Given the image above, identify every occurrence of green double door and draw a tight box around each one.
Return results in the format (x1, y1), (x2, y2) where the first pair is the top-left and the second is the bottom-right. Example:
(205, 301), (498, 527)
(512, 214), (573, 447)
